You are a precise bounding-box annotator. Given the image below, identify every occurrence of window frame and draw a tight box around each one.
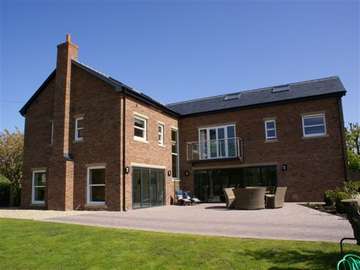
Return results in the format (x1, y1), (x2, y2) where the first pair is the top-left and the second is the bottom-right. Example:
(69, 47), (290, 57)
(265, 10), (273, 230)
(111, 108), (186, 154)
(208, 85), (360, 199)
(171, 128), (180, 179)
(133, 115), (148, 142)
(74, 116), (84, 142)
(86, 166), (106, 205)
(302, 113), (327, 138)
(31, 169), (46, 205)
(264, 119), (277, 141)
(198, 124), (236, 159)
(158, 122), (165, 146)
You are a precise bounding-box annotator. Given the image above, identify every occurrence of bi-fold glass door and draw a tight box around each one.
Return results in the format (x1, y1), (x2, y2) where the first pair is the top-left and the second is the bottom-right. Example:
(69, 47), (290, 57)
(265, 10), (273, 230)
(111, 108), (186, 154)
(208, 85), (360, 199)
(132, 167), (165, 209)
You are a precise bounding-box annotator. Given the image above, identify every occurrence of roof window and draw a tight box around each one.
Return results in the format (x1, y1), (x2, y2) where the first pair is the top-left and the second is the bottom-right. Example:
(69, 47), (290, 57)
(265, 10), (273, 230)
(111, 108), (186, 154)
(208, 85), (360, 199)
(272, 85), (290, 93)
(224, 93), (241, 101)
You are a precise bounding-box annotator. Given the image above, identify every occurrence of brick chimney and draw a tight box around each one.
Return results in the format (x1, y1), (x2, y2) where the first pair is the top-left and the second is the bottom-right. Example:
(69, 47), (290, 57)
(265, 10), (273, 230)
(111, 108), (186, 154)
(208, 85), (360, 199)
(48, 34), (78, 210)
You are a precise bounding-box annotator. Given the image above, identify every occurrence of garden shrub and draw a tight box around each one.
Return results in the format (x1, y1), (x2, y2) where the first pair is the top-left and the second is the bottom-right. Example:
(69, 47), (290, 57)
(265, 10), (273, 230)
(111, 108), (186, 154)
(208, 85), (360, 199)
(335, 191), (351, 213)
(324, 190), (336, 206)
(0, 179), (10, 207)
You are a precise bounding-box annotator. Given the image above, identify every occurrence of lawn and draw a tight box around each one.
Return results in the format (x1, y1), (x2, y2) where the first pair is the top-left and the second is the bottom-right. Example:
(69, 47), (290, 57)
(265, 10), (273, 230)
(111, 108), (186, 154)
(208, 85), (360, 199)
(0, 218), (358, 270)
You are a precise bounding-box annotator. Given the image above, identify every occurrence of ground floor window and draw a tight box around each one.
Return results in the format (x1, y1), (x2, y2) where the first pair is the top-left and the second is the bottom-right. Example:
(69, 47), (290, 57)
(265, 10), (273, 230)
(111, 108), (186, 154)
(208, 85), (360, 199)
(87, 166), (106, 204)
(32, 170), (46, 204)
(194, 165), (277, 202)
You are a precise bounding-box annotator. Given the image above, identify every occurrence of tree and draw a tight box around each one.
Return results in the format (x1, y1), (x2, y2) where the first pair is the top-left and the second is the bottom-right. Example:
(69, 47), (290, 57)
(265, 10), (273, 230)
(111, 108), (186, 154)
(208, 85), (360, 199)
(0, 129), (24, 206)
(346, 123), (360, 172)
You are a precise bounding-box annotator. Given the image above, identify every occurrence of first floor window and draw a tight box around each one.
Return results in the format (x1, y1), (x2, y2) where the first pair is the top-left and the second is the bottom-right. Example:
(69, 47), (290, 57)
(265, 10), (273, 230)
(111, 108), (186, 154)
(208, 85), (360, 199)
(87, 167), (106, 204)
(199, 124), (236, 159)
(134, 115), (147, 141)
(158, 123), (164, 145)
(171, 129), (179, 178)
(302, 113), (326, 137)
(32, 170), (46, 204)
(264, 119), (277, 140)
(75, 116), (84, 141)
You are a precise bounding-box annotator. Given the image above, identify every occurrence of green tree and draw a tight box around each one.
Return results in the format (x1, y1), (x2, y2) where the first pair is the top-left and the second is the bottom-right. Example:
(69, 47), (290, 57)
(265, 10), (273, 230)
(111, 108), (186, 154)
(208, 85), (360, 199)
(346, 123), (360, 172)
(0, 129), (24, 206)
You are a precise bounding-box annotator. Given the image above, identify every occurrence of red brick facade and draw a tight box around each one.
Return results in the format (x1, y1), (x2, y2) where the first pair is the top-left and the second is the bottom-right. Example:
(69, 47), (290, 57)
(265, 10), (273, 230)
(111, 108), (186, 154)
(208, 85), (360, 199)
(21, 36), (346, 210)
(21, 36), (178, 211)
(178, 97), (347, 202)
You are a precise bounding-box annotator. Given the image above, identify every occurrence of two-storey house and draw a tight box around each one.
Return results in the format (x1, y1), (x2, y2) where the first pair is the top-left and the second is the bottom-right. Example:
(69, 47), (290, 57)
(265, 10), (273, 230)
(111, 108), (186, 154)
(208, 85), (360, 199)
(20, 35), (347, 211)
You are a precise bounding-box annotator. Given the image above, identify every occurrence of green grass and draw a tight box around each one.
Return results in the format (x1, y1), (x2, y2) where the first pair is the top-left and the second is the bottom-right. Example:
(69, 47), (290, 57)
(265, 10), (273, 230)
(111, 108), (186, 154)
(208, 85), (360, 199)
(0, 218), (358, 270)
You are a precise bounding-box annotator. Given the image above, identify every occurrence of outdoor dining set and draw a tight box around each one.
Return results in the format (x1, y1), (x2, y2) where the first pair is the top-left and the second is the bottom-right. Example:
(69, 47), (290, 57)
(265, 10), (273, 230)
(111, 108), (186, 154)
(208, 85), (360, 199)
(224, 186), (288, 210)
(175, 186), (287, 210)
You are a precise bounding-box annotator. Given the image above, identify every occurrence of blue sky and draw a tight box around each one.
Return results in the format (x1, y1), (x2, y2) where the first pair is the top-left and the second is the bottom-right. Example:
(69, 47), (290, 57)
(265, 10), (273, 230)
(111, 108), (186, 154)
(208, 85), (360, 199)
(1, 0), (359, 131)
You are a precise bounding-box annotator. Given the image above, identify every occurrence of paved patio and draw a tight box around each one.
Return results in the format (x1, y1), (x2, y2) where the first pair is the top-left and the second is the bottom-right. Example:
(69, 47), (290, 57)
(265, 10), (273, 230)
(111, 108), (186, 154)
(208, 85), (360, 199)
(0, 203), (352, 242)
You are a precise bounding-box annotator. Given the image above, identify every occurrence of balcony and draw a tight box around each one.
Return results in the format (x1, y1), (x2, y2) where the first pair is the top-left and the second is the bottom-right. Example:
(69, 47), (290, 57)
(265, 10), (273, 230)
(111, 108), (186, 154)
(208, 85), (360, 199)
(187, 137), (243, 162)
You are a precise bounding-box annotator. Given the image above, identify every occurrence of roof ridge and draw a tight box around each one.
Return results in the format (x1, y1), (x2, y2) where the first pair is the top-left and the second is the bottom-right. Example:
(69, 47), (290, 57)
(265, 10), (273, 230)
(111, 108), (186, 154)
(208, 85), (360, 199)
(72, 60), (112, 79)
(166, 76), (340, 107)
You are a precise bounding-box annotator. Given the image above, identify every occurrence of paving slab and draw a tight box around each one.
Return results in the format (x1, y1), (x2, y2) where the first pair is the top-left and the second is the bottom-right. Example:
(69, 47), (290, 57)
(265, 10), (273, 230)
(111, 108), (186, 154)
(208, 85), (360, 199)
(0, 203), (350, 243)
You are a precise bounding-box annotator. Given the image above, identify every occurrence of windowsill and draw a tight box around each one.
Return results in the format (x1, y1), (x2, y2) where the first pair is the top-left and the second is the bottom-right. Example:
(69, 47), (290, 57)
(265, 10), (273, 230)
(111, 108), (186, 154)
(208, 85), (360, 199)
(158, 144), (166, 148)
(302, 134), (328, 140)
(73, 138), (84, 143)
(172, 178), (181, 182)
(134, 137), (148, 143)
(31, 201), (45, 205)
(265, 139), (278, 143)
(85, 202), (105, 207)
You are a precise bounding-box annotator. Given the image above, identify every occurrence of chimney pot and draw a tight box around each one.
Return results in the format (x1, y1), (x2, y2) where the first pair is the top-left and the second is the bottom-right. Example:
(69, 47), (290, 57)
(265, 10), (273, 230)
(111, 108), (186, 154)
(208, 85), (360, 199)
(66, 34), (71, 43)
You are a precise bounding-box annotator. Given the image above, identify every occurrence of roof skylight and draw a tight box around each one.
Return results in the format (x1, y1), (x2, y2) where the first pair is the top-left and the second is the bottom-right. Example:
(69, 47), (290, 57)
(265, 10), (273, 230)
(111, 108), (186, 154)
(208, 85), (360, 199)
(272, 85), (290, 93)
(224, 93), (241, 101)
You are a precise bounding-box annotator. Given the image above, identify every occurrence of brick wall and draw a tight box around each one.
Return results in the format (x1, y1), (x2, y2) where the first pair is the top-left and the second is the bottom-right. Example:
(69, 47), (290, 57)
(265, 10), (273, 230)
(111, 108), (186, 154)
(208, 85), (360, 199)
(21, 38), (178, 210)
(123, 96), (178, 210)
(21, 79), (55, 208)
(178, 97), (346, 202)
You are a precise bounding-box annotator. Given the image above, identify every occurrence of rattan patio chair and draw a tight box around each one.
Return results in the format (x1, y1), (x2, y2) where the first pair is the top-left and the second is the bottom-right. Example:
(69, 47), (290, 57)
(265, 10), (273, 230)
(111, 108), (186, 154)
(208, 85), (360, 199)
(223, 188), (235, 209)
(233, 187), (266, 210)
(265, 187), (287, 208)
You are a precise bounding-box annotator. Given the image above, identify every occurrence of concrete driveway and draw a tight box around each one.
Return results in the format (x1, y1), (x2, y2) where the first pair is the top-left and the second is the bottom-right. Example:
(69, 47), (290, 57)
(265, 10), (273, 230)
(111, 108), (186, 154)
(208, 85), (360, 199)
(0, 203), (352, 243)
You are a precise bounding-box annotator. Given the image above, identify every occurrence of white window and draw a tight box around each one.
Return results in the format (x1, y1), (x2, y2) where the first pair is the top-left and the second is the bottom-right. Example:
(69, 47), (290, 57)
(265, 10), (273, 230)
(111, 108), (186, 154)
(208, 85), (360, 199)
(198, 124), (237, 159)
(134, 116), (147, 141)
(87, 166), (106, 204)
(74, 116), (84, 141)
(158, 123), (164, 145)
(302, 113), (326, 137)
(50, 120), (54, 145)
(264, 119), (277, 140)
(32, 170), (46, 204)
(171, 129), (179, 178)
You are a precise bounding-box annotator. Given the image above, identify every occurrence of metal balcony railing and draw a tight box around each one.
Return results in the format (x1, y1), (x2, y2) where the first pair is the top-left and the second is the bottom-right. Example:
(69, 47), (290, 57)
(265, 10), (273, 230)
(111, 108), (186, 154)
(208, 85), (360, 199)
(187, 137), (243, 161)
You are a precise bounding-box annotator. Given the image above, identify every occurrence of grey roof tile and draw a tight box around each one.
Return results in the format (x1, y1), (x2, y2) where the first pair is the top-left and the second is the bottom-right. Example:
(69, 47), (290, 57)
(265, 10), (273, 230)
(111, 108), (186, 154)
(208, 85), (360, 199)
(166, 77), (346, 115)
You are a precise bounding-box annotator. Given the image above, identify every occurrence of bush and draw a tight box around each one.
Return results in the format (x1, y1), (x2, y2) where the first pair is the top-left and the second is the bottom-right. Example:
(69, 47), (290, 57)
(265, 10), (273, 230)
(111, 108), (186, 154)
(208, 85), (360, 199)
(0, 177), (10, 207)
(335, 191), (351, 213)
(324, 190), (336, 206)
(344, 181), (360, 195)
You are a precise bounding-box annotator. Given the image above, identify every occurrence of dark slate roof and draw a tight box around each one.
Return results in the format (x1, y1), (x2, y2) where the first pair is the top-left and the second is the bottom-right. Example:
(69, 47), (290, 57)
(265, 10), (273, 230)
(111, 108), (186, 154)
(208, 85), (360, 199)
(20, 60), (179, 117)
(19, 70), (56, 116)
(166, 76), (346, 116)
(20, 60), (345, 118)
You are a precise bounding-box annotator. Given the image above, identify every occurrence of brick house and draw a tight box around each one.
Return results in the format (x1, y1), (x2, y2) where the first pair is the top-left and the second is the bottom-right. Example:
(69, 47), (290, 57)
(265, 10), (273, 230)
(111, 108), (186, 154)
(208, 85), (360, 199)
(20, 35), (347, 211)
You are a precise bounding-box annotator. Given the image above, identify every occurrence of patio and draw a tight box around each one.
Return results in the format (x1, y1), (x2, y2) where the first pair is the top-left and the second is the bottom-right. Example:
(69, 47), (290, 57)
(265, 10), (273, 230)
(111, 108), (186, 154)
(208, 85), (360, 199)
(0, 203), (352, 243)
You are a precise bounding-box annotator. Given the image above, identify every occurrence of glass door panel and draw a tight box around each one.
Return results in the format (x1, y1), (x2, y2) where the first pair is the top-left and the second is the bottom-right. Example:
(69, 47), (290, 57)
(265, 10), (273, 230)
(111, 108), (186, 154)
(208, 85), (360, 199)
(227, 125), (236, 157)
(199, 129), (208, 160)
(217, 127), (226, 157)
(132, 168), (142, 209)
(209, 128), (217, 158)
(141, 168), (150, 207)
